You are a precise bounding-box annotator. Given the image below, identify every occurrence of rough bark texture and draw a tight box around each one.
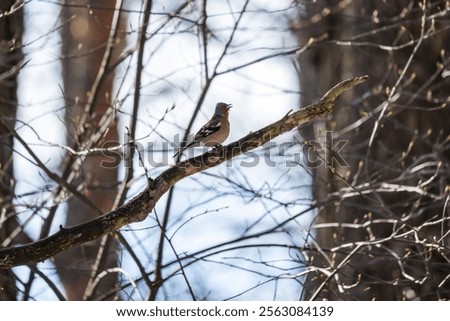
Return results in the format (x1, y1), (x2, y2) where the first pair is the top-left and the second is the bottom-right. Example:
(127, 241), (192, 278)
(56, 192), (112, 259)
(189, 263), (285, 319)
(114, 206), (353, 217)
(296, 0), (450, 300)
(0, 0), (23, 300)
(53, 0), (124, 300)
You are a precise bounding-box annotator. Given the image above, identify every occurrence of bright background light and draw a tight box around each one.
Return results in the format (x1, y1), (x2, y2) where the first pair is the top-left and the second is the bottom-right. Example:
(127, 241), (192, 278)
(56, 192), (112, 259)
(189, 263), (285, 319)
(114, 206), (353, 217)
(13, 0), (312, 300)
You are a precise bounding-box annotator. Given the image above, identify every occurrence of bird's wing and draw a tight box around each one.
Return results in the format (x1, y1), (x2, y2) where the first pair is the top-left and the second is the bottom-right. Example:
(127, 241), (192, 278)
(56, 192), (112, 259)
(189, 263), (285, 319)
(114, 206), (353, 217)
(173, 117), (222, 158)
(193, 118), (221, 141)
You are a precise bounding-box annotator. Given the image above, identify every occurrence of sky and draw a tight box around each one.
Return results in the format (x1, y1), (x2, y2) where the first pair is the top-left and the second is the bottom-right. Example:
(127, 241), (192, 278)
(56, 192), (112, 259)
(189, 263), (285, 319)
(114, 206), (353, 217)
(12, 0), (314, 300)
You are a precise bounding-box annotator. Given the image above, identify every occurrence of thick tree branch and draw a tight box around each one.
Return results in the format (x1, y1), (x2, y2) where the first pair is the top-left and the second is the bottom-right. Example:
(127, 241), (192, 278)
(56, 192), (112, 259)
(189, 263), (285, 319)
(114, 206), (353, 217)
(0, 75), (368, 269)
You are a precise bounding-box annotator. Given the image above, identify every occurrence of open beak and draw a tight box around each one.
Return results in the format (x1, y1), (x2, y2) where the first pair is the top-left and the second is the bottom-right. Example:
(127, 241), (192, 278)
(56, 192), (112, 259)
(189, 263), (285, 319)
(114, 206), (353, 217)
(226, 103), (233, 109)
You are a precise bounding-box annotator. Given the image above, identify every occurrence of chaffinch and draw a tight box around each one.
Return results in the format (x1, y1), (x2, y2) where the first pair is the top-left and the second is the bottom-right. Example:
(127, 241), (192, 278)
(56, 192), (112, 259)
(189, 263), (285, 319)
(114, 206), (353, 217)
(173, 102), (232, 158)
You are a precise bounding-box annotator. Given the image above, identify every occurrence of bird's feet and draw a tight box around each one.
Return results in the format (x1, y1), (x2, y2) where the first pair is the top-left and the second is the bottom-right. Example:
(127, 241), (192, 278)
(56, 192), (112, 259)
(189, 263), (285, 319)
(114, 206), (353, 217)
(211, 144), (224, 154)
(208, 144), (226, 159)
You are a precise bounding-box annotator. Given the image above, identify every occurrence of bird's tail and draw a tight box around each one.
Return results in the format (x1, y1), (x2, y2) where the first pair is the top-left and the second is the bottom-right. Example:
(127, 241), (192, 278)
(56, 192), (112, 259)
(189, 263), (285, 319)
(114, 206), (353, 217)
(172, 147), (184, 158)
(173, 141), (197, 158)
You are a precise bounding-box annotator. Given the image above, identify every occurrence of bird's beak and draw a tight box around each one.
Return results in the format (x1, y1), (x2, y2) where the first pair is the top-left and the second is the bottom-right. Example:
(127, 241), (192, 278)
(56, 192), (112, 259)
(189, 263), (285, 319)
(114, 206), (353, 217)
(226, 104), (232, 109)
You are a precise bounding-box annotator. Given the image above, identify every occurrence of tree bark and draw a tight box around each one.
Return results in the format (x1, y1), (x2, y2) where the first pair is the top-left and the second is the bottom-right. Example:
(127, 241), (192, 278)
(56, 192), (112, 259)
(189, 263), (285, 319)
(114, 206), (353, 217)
(54, 0), (124, 300)
(0, 0), (24, 300)
(296, 0), (450, 300)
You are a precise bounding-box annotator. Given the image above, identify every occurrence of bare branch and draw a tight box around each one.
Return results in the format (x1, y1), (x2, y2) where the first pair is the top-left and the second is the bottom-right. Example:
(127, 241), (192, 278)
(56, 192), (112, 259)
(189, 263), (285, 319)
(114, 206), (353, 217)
(0, 76), (368, 269)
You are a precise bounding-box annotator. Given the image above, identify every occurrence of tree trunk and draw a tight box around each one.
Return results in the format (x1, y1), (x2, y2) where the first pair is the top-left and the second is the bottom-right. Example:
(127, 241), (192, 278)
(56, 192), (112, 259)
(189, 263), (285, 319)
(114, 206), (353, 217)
(0, 0), (24, 300)
(54, 0), (124, 300)
(295, 0), (450, 300)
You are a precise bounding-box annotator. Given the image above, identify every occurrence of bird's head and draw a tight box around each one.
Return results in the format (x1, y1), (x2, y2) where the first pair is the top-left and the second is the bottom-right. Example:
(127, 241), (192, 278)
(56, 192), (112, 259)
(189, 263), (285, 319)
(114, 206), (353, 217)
(214, 102), (232, 117)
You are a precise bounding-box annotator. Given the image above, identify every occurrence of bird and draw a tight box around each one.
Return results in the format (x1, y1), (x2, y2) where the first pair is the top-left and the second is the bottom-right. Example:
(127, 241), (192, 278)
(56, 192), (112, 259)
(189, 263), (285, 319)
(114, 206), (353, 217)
(173, 102), (232, 158)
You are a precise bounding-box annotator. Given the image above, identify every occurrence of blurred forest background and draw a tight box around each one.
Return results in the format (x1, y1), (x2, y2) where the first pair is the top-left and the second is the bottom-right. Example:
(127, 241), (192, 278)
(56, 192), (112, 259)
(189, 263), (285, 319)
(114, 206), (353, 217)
(0, 0), (449, 300)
